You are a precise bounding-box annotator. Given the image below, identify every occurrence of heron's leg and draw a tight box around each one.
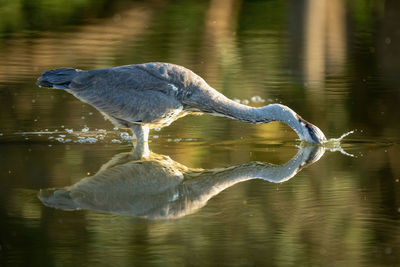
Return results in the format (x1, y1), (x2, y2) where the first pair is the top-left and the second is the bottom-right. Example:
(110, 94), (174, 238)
(130, 124), (150, 158)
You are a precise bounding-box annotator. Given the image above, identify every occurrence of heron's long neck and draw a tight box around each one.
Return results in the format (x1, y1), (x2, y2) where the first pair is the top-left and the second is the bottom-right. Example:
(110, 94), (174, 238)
(208, 94), (306, 138)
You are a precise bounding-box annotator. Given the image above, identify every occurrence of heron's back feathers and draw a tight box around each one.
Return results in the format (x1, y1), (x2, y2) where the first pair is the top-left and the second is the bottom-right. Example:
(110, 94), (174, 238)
(37, 68), (80, 89)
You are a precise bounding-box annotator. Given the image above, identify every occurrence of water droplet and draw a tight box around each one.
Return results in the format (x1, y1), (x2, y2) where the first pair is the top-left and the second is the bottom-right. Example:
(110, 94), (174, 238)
(251, 96), (265, 103)
(120, 132), (132, 141)
(76, 137), (97, 143)
(81, 126), (89, 133)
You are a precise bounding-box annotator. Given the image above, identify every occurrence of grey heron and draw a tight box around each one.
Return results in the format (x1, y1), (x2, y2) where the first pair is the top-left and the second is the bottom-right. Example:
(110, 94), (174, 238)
(37, 62), (326, 156)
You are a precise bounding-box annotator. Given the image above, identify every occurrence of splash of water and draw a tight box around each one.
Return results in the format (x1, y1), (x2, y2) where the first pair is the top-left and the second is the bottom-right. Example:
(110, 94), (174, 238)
(298, 130), (356, 157)
(321, 130), (355, 157)
(325, 130), (355, 143)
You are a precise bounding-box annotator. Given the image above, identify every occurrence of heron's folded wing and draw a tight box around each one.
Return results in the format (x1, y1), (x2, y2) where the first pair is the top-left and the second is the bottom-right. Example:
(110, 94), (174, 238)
(68, 67), (183, 124)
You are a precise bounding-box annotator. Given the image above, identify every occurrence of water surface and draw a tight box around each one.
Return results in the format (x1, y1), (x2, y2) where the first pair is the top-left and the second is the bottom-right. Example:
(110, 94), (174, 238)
(1, 0), (399, 266)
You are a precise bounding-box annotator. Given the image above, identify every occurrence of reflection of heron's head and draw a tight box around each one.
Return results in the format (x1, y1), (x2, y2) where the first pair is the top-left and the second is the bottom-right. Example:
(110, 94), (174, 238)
(295, 145), (326, 172)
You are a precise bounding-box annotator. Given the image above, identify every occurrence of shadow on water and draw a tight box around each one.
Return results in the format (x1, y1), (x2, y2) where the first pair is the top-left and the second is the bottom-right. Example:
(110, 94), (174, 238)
(38, 145), (325, 219)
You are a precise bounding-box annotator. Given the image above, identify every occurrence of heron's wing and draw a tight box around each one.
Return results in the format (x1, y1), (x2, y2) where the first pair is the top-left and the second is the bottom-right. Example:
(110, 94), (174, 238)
(68, 66), (183, 125)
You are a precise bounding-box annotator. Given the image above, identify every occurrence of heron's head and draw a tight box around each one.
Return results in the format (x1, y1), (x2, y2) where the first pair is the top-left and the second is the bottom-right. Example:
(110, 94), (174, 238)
(296, 116), (327, 144)
(262, 104), (327, 144)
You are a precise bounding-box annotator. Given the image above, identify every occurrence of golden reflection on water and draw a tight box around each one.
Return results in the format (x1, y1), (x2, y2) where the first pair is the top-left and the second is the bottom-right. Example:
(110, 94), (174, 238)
(2, 140), (399, 266)
(303, 0), (347, 90)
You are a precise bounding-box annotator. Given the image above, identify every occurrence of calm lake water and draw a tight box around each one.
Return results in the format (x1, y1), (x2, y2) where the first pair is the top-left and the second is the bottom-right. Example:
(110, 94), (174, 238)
(1, 0), (400, 266)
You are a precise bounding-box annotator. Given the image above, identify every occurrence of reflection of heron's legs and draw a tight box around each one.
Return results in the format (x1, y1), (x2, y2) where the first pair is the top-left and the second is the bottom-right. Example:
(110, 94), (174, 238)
(97, 151), (136, 172)
(130, 124), (150, 158)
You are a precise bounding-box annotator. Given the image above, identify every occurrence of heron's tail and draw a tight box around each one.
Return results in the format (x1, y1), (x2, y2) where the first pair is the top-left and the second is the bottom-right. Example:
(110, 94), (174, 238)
(36, 68), (80, 89)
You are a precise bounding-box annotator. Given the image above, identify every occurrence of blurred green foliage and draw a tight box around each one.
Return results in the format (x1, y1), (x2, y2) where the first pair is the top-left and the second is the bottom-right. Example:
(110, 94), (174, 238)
(0, 0), (131, 33)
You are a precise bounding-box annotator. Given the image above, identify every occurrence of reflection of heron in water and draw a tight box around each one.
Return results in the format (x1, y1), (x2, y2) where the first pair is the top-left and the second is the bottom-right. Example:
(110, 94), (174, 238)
(38, 146), (325, 219)
(37, 63), (326, 157)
